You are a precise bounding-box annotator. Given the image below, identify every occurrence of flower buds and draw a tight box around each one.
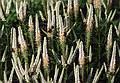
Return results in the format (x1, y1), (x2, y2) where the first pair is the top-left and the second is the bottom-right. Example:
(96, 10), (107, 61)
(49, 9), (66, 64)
(79, 41), (85, 68)
(18, 26), (27, 53)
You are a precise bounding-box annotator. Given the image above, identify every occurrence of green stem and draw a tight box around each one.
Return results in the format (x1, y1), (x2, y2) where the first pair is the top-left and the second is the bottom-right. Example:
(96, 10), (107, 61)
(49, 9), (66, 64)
(64, 67), (67, 83)
(86, 31), (91, 55)
(81, 67), (84, 82)
(44, 66), (49, 80)
(60, 41), (66, 62)
(98, 30), (101, 67)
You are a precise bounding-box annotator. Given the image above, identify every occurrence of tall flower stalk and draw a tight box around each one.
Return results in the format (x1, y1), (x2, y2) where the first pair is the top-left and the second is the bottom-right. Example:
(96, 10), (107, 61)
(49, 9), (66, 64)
(79, 41), (85, 82)
(67, 0), (73, 28)
(74, 0), (79, 22)
(59, 15), (66, 60)
(16, 0), (27, 21)
(42, 37), (49, 80)
(86, 4), (93, 54)
(35, 14), (41, 48)
(11, 27), (17, 64)
(28, 15), (34, 50)
(106, 25), (112, 63)
(109, 41), (116, 74)
(18, 26), (29, 82)
(0, 0), (119, 82)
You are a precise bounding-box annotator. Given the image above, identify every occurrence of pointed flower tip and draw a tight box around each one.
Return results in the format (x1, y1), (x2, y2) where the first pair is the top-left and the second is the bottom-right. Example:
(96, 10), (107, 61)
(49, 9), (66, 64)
(18, 26), (27, 53)
(28, 15), (34, 32)
(109, 41), (116, 74)
(43, 37), (49, 68)
(107, 25), (112, 49)
(35, 14), (41, 46)
(86, 4), (93, 32)
(16, 1), (27, 21)
(79, 41), (85, 68)
(11, 28), (17, 53)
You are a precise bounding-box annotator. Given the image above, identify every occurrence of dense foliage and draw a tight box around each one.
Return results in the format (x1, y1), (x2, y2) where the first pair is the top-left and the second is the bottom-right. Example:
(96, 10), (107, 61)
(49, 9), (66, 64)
(0, 0), (120, 83)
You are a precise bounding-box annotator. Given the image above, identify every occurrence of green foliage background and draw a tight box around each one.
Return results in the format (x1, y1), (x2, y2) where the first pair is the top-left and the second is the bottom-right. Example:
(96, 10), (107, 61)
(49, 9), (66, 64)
(0, 0), (120, 83)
